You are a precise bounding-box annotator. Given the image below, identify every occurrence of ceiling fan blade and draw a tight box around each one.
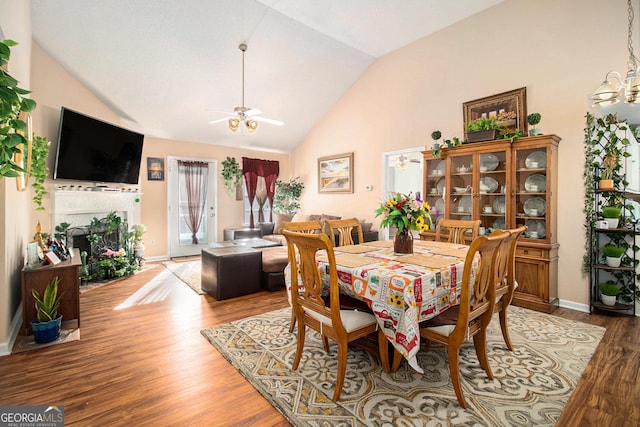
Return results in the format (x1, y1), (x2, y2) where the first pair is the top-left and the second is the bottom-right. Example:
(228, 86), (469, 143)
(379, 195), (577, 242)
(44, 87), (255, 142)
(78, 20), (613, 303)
(245, 108), (262, 117)
(252, 116), (284, 126)
(208, 117), (233, 124)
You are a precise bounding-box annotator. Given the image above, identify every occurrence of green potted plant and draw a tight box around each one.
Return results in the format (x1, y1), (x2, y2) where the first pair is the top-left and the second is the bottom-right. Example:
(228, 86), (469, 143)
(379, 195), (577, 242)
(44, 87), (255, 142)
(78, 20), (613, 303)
(601, 205), (621, 228)
(430, 130), (442, 149)
(599, 152), (617, 190)
(603, 244), (626, 267)
(272, 177), (304, 215)
(131, 223), (147, 265)
(0, 39), (37, 180)
(599, 281), (619, 306)
(31, 276), (64, 343)
(527, 113), (542, 136)
(221, 156), (242, 195)
(465, 117), (502, 142)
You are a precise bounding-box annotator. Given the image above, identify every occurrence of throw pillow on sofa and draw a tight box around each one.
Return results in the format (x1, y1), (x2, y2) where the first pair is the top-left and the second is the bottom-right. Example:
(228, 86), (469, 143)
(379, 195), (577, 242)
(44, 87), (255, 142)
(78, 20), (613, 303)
(273, 213), (293, 234)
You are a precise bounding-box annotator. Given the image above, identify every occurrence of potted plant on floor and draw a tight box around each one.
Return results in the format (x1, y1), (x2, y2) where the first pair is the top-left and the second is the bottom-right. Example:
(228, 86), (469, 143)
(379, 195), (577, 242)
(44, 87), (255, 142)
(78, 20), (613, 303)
(599, 281), (619, 306)
(601, 205), (621, 228)
(31, 276), (64, 343)
(603, 244), (626, 267)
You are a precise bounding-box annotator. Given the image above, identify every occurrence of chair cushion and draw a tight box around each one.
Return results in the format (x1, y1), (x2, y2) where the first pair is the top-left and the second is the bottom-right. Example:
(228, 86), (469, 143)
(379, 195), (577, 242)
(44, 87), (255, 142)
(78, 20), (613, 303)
(305, 309), (376, 333)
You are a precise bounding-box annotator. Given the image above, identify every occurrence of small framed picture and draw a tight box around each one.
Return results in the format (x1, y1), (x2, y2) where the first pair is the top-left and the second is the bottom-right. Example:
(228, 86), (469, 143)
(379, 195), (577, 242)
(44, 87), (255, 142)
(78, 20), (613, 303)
(318, 152), (354, 193)
(45, 251), (62, 266)
(147, 157), (165, 181)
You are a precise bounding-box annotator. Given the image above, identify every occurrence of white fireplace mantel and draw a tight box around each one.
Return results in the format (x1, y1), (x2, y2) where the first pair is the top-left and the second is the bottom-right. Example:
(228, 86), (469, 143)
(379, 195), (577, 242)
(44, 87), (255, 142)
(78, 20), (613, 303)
(52, 190), (142, 229)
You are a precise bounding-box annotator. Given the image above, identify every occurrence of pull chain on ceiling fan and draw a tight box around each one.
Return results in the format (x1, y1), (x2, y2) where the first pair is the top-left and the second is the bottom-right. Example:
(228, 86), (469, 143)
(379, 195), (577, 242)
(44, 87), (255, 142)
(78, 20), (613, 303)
(209, 43), (284, 133)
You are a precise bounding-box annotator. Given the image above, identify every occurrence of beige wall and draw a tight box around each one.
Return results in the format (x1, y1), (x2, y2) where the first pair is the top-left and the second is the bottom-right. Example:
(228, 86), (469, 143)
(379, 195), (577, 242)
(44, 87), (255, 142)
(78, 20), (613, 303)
(0, 0), (33, 351)
(292, 0), (629, 308)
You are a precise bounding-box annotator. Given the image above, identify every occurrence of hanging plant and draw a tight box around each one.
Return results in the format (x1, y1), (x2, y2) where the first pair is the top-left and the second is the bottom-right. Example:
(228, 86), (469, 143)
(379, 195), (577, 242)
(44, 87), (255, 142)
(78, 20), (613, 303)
(272, 177), (304, 215)
(0, 39), (37, 179)
(221, 156), (242, 195)
(30, 135), (50, 211)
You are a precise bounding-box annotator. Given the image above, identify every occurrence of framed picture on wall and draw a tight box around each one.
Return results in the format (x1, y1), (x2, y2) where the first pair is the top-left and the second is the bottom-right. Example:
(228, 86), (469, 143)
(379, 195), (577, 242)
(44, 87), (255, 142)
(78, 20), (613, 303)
(318, 152), (354, 193)
(463, 87), (527, 139)
(147, 157), (165, 181)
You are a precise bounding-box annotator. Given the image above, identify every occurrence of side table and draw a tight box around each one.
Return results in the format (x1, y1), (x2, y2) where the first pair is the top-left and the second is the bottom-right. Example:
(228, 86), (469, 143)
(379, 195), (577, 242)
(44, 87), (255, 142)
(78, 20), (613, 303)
(21, 248), (81, 335)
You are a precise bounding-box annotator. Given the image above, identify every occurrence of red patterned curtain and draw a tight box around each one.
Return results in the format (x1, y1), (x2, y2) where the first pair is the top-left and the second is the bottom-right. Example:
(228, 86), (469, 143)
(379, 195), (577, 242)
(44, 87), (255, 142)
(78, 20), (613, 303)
(242, 157), (279, 227)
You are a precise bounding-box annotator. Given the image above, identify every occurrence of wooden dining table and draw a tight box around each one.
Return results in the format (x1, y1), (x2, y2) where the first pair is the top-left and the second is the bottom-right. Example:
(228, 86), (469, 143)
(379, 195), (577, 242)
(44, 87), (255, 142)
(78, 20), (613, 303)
(285, 239), (478, 373)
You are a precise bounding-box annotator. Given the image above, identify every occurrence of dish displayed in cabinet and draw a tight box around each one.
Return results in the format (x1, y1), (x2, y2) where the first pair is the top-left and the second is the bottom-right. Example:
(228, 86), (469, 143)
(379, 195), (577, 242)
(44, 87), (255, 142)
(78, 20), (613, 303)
(432, 160), (446, 176)
(493, 196), (506, 214)
(455, 196), (472, 213)
(479, 153), (500, 172)
(523, 196), (546, 216)
(479, 177), (499, 193)
(493, 217), (506, 230)
(434, 198), (445, 214)
(524, 174), (546, 192)
(525, 151), (547, 169)
(436, 178), (445, 194)
(524, 219), (546, 238)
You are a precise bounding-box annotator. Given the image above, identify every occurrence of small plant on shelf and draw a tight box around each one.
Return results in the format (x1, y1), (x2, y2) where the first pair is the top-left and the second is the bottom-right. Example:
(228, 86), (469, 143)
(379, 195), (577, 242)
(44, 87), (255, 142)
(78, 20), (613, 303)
(599, 281), (620, 306)
(601, 205), (621, 228)
(430, 130), (442, 149)
(603, 244), (626, 268)
(599, 281), (620, 296)
(527, 113), (542, 136)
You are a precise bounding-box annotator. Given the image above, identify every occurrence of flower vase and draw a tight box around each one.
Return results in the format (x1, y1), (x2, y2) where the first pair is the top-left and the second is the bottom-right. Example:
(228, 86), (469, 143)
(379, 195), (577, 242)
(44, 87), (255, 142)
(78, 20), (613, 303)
(134, 241), (146, 266)
(394, 229), (413, 254)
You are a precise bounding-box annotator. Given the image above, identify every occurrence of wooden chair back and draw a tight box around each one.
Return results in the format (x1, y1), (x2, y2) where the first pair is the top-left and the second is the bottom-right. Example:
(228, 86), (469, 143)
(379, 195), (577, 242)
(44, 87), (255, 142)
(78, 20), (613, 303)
(435, 218), (481, 244)
(493, 225), (527, 351)
(282, 229), (383, 400)
(325, 218), (364, 246)
(418, 231), (509, 408)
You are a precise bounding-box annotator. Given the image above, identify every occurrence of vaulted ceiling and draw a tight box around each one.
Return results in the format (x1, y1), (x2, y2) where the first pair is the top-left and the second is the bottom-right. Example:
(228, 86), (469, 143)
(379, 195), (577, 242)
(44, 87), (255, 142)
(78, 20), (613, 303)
(31, 0), (503, 152)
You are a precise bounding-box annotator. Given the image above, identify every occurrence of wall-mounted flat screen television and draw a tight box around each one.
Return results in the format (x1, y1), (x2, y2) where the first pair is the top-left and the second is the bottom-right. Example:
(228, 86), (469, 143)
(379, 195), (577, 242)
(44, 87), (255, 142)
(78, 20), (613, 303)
(53, 107), (145, 185)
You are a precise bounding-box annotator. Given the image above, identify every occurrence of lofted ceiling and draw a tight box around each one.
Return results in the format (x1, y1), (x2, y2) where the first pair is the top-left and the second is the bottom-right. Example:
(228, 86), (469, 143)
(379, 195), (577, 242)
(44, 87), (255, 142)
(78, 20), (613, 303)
(30, 0), (503, 153)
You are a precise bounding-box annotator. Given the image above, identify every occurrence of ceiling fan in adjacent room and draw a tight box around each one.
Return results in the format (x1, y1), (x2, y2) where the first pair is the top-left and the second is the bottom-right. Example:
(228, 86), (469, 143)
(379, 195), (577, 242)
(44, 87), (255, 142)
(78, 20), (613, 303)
(209, 43), (284, 133)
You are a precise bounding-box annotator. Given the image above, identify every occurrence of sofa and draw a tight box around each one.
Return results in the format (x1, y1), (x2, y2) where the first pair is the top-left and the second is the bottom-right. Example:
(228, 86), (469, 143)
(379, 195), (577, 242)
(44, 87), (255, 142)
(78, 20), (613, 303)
(256, 213), (379, 291)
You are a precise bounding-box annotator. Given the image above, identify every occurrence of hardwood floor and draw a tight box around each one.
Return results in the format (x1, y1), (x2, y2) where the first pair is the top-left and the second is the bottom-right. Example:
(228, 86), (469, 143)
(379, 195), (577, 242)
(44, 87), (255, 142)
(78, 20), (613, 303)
(1, 263), (638, 426)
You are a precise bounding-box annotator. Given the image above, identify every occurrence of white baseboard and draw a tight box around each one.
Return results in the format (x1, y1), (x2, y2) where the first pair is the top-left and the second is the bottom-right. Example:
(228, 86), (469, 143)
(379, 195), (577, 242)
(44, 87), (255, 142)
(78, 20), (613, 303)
(146, 255), (169, 262)
(558, 299), (590, 313)
(0, 307), (23, 357)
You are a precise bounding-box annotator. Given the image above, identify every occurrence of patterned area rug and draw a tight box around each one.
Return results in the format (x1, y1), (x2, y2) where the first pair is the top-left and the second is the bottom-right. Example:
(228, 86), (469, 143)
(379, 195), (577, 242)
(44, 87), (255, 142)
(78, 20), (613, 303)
(201, 306), (605, 426)
(162, 260), (204, 294)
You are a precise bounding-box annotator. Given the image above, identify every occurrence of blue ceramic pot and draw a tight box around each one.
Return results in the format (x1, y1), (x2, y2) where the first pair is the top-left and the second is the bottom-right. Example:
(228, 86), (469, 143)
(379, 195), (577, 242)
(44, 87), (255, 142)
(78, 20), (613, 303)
(31, 314), (62, 344)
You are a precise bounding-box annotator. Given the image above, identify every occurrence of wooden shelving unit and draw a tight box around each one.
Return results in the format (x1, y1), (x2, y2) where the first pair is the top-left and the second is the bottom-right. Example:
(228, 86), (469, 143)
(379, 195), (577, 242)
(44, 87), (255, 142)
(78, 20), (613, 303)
(421, 134), (561, 313)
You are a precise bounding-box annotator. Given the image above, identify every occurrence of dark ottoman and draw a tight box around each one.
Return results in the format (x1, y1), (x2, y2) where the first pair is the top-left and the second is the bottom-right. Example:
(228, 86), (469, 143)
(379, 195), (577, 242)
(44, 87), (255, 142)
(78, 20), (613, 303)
(201, 246), (261, 300)
(260, 246), (289, 291)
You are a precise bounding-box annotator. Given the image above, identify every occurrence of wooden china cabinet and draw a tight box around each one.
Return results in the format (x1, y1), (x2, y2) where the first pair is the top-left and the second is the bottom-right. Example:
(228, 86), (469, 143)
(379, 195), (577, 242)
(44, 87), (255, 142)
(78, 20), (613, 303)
(421, 134), (561, 313)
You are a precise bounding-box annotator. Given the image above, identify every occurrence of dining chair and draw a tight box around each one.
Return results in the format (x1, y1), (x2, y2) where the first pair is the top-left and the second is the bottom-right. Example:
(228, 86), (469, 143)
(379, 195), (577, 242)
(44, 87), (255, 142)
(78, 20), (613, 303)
(281, 220), (325, 333)
(416, 231), (509, 408)
(282, 229), (389, 401)
(492, 225), (527, 351)
(434, 218), (481, 244)
(325, 218), (364, 246)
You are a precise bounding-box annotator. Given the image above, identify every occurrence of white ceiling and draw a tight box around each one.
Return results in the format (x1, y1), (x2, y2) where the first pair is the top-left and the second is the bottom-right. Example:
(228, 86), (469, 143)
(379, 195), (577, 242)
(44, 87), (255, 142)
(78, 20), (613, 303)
(30, 0), (503, 153)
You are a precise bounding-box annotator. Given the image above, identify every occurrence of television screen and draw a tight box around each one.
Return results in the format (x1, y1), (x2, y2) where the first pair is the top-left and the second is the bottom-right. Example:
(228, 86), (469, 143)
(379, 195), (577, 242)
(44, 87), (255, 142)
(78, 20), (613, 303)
(53, 107), (145, 185)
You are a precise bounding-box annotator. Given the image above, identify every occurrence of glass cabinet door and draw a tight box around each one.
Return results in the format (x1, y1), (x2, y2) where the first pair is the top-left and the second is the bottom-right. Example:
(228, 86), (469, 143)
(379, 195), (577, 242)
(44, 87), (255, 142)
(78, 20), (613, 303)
(425, 157), (446, 226)
(478, 150), (508, 235)
(514, 147), (548, 241)
(448, 154), (473, 222)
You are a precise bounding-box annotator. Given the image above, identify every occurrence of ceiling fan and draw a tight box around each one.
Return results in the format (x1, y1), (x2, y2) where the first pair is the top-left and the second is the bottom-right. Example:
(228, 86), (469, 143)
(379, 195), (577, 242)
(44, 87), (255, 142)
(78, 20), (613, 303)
(209, 43), (284, 133)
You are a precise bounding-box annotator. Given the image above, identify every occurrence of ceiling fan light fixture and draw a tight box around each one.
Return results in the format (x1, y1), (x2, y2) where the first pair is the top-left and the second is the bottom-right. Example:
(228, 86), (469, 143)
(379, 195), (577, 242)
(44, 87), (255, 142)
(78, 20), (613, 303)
(246, 120), (258, 132)
(228, 118), (240, 132)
